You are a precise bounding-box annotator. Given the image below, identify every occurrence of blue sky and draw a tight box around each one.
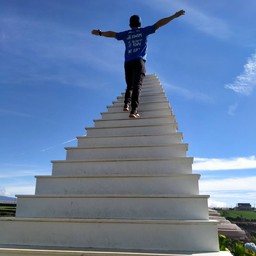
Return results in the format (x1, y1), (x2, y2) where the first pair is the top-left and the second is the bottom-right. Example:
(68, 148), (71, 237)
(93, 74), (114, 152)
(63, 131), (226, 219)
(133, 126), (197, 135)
(1, 0), (256, 208)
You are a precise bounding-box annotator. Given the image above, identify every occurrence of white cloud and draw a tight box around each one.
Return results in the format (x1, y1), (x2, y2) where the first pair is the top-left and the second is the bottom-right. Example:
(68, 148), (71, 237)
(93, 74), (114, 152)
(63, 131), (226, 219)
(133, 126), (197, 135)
(225, 52), (256, 95)
(0, 187), (10, 197)
(199, 177), (256, 207)
(7, 185), (35, 196)
(208, 199), (227, 208)
(0, 164), (39, 197)
(193, 156), (256, 171)
(1, 182), (35, 197)
(200, 176), (256, 191)
(208, 192), (256, 208)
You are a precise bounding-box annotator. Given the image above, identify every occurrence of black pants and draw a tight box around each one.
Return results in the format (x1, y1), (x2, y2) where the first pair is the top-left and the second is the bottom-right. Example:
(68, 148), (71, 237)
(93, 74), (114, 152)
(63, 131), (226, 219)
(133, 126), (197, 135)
(124, 58), (146, 112)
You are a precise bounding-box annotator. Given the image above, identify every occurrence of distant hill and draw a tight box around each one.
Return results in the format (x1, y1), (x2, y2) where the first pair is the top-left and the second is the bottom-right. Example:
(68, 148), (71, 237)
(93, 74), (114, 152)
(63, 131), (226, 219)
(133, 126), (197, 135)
(0, 196), (16, 203)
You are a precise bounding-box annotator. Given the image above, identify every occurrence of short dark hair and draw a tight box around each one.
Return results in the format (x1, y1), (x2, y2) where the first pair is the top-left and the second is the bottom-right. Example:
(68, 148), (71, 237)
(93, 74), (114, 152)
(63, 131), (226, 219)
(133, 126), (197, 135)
(129, 15), (141, 28)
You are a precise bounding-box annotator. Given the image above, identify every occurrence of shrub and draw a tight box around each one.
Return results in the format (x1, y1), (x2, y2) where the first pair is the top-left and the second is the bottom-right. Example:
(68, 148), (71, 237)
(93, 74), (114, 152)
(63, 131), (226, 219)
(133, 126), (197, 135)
(219, 235), (256, 256)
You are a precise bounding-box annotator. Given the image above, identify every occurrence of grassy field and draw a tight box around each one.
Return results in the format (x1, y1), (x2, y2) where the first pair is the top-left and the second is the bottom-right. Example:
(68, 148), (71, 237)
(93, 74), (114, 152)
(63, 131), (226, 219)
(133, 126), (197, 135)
(218, 209), (256, 221)
(0, 204), (16, 217)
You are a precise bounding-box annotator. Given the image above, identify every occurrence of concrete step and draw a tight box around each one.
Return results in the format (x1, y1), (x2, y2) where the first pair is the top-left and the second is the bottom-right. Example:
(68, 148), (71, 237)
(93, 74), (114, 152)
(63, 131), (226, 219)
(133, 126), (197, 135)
(142, 83), (162, 89)
(15, 195), (209, 219)
(51, 157), (193, 176)
(113, 94), (167, 105)
(86, 123), (178, 136)
(209, 209), (247, 240)
(35, 174), (200, 196)
(93, 116), (176, 128)
(0, 218), (219, 253)
(106, 101), (171, 112)
(121, 88), (164, 95)
(77, 133), (183, 147)
(140, 86), (164, 93)
(0, 248), (233, 256)
(65, 144), (188, 161)
(143, 74), (159, 81)
(101, 109), (173, 119)
(119, 92), (165, 99)
(110, 99), (170, 106)
(113, 95), (167, 103)
(217, 223), (247, 240)
(117, 91), (165, 97)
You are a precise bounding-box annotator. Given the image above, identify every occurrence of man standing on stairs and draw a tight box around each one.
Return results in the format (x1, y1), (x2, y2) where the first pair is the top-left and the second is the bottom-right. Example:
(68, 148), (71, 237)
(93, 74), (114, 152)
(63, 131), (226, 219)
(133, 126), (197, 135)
(91, 10), (185, 118)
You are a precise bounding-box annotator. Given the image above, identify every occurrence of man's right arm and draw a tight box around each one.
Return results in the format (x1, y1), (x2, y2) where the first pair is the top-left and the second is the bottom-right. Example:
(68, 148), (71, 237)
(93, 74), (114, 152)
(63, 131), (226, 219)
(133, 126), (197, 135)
(91, 29), (116, 38)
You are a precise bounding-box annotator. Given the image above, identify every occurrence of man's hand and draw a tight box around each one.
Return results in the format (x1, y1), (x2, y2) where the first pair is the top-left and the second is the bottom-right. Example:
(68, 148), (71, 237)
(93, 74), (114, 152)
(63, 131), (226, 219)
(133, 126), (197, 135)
(174, 10), (185, 18)
(91, 29), (100, 36)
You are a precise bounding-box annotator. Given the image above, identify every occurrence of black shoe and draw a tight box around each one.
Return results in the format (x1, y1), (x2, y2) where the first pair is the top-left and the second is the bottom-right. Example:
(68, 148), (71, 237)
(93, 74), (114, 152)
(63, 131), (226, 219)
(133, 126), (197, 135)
(123, 104), (129, 112)
(129, 110), (140, 118)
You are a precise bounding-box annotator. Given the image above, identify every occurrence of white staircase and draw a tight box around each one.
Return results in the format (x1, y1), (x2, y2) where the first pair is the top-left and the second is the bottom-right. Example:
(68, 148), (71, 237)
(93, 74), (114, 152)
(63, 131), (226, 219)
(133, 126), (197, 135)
(0, 74), (223, 256)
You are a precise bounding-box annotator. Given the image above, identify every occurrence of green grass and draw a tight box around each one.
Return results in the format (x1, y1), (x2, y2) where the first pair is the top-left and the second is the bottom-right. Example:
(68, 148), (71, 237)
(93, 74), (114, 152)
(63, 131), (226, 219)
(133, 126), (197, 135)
(218, 210), (256, 221)
(0, 204), (16, 217)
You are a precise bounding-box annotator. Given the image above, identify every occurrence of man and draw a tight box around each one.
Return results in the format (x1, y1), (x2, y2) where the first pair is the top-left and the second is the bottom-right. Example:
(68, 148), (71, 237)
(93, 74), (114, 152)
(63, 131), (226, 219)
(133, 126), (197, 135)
(91, 10), (185, 118)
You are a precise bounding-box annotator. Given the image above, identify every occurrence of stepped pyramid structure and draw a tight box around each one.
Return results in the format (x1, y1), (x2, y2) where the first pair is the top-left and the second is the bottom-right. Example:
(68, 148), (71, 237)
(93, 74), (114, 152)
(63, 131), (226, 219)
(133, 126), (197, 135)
(0, 74), (226, 256)
(209, 209), (247, 240)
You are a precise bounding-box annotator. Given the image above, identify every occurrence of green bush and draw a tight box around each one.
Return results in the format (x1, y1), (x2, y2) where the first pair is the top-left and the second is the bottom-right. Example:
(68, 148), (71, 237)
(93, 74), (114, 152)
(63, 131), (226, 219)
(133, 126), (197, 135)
(219, 235), (256, 256)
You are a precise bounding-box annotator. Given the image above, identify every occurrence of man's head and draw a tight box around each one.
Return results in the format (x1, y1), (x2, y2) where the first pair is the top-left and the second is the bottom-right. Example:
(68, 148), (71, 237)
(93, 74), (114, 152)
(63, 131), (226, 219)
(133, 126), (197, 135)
(129, 15), (141, 28)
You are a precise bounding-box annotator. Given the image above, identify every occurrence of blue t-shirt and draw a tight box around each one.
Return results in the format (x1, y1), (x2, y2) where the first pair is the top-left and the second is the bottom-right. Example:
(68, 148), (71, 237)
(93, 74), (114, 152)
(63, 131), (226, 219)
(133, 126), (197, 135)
(115, 25), (156, 62)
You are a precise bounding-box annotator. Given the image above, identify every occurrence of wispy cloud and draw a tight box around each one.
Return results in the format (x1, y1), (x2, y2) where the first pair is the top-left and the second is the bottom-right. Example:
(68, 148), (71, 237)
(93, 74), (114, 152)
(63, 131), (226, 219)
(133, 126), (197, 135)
(227, 102), (239, 116)
(143, 0), (232, 40)
(225, 52), (256, 95)
(40, 146), (56, 153)
(193, 156), (256, 171)
(62, 138), (77, 145)
(0, 163), (45, 178)
(165, 83), (214, 104)
(1, 14), (122, 89)
(0, 109), (32, 118)
(40, 138), (77, 152)
(0, 163), (49, 196)
(185, 8), (232, 40)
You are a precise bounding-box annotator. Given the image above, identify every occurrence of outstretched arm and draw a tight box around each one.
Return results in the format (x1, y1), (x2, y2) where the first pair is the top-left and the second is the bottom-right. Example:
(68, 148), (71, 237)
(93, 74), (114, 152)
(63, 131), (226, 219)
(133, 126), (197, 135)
(154, 10), (185, 30)
(91, 29), (116, 38)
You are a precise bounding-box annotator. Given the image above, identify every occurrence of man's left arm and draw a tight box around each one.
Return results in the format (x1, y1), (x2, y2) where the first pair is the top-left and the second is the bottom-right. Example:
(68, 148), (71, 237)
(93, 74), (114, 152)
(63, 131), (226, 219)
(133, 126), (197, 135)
(154, 10), (185, 30)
